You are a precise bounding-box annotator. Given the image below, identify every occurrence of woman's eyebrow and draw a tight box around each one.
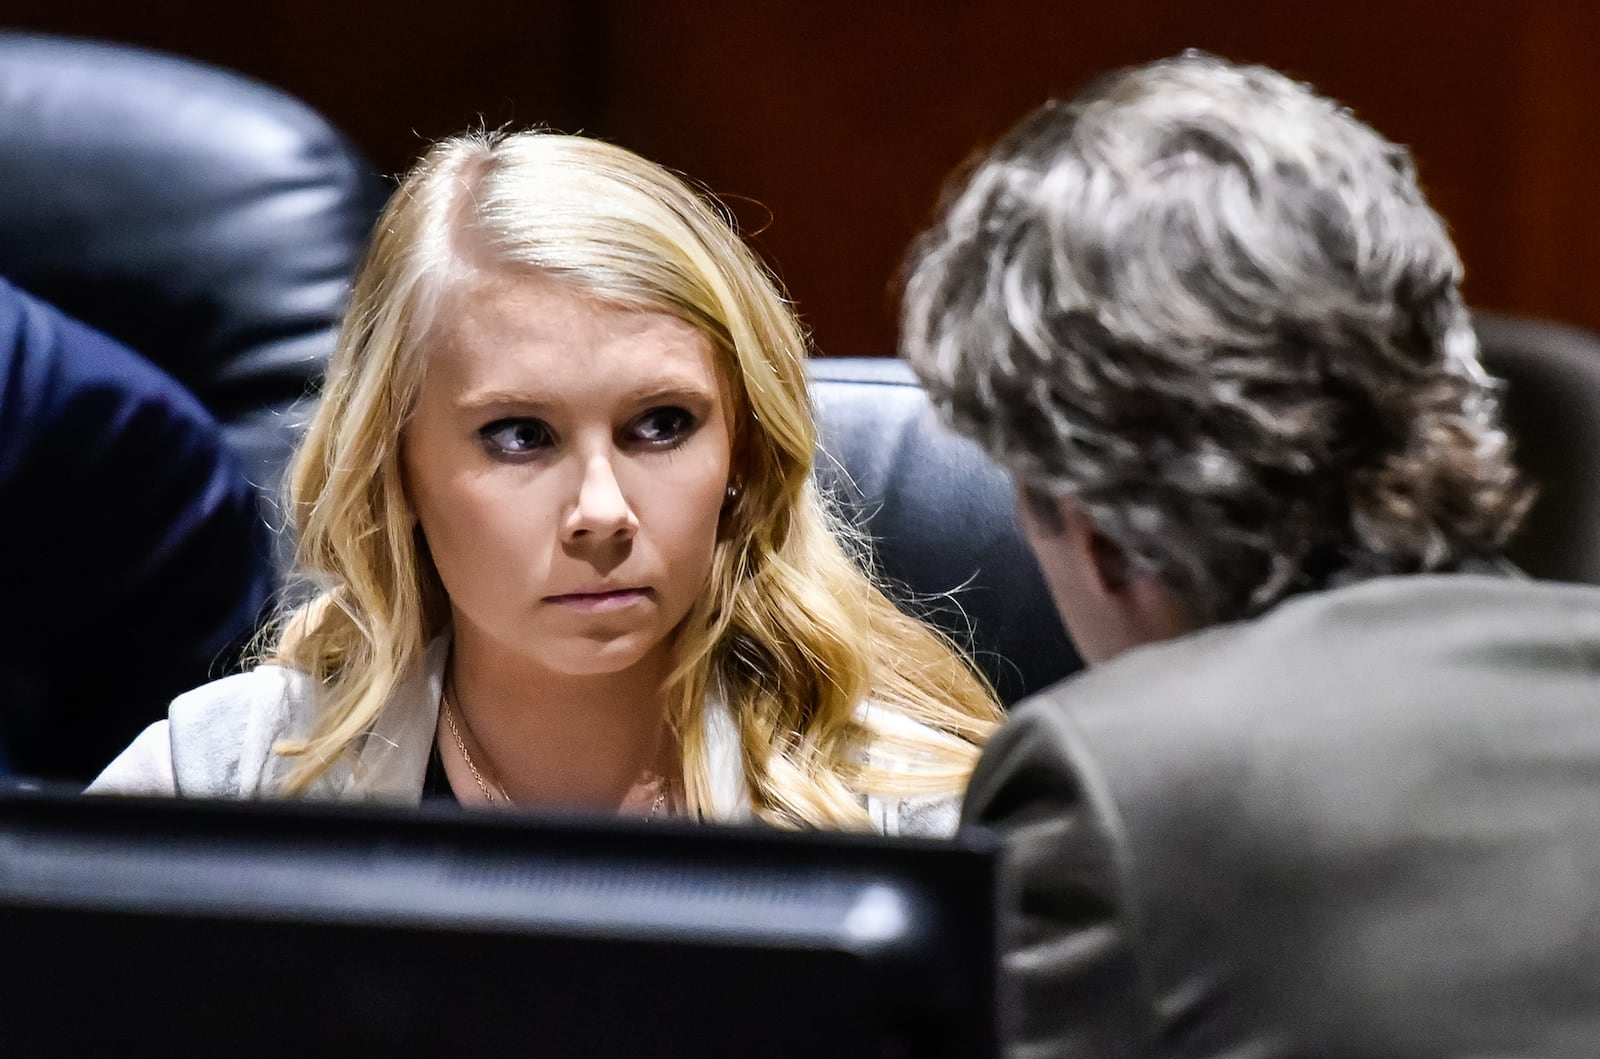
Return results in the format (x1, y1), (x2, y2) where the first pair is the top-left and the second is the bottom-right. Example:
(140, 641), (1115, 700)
(452, 388), (557, 414)
(617, 381), (719, 406)
(453, 381), (717, 414)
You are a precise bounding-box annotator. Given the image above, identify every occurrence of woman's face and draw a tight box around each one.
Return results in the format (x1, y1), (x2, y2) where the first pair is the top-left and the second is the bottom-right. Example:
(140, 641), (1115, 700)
(402, 270), (734, 678)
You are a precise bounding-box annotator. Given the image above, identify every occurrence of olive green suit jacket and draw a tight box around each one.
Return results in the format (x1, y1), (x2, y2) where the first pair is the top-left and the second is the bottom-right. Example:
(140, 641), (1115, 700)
(965, 574), (1600, 1058)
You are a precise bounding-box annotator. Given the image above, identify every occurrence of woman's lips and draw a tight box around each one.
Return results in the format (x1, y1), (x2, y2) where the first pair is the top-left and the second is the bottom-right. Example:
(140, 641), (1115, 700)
(543, 588), (651, 613)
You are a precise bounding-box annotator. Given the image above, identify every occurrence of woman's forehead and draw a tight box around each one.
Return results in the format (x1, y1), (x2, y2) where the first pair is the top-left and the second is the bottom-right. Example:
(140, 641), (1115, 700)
(420, 271), (734, 410)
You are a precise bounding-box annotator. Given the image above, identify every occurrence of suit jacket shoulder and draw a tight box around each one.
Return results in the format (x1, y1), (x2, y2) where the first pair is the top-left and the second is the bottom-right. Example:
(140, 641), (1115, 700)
(966, 574), (1600, 1055)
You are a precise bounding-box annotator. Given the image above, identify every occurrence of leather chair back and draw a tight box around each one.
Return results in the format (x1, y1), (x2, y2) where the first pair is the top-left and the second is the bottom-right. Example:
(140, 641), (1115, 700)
(1476, 312), (1600, 586)
(809, 357), (1082, 705)
(0, 32), (388, 564)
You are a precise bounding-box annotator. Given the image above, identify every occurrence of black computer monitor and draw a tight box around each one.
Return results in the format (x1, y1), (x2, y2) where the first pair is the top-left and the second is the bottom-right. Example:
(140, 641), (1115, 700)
(0, 788), (998, 1058)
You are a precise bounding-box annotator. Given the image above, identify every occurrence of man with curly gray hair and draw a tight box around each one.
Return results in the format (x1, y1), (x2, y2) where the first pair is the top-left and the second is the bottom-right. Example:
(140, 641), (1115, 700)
(904, 54), (1600, 1057)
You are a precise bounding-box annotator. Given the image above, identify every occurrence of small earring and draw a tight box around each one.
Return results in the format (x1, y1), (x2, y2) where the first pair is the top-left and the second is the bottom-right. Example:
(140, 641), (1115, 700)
(725, 482), (741, 504)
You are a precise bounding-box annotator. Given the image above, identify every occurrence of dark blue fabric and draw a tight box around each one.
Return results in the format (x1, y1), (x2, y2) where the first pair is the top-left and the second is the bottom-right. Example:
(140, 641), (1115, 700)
(0, 277), (271, 781)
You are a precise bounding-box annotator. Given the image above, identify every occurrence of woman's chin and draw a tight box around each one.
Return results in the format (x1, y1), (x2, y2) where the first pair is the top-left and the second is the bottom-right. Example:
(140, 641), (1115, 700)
(526, 632), (671, 680)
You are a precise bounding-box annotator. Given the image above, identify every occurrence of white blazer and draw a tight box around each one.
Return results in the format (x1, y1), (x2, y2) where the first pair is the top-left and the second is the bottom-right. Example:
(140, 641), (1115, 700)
(88, 638), (961, 837)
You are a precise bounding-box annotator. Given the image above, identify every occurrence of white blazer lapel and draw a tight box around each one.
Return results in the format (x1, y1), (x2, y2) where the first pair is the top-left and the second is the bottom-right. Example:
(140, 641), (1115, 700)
(346, 637), (449, 804)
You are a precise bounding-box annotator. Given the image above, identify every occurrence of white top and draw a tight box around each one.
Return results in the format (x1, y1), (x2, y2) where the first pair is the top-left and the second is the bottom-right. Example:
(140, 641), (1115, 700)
(88, 638), (961, 837)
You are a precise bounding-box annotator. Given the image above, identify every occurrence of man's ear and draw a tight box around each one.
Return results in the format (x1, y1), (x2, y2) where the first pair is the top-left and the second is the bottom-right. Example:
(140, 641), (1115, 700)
(1070, 503), (1199, 647)
(1052, 501), (1132, 597)
(1018, 483), (1130, 597)
(1084, 522), (1132, 595)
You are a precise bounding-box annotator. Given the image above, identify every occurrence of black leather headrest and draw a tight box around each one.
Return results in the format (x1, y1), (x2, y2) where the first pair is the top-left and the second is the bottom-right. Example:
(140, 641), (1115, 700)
(809, 357), (1082, 705)
(0, 32), (387, 504)
(1475, 312), (1600, 586)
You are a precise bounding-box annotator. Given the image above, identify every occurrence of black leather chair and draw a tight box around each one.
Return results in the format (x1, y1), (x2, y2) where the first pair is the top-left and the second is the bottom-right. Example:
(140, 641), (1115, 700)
(0, 32), (388, 566)
(809, 357), (1082, 705)
(1476, 312), (1600, 587)
(0, 34), (386, 779)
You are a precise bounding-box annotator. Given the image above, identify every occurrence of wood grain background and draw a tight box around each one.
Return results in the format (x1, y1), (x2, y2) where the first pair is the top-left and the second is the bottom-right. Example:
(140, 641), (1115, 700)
(11, 1), (1599, 358)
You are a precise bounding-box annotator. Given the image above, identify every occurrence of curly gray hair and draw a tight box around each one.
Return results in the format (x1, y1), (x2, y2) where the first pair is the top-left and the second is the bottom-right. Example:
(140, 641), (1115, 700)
(901, 54), (1529, 624)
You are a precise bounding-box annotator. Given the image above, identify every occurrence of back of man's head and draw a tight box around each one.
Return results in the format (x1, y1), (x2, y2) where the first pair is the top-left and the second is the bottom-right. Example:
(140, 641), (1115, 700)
(902, 53), (1528, 626)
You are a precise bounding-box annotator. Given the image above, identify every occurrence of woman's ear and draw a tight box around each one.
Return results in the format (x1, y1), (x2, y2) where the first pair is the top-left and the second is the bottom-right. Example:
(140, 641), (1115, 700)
(716, 479), (743, 542)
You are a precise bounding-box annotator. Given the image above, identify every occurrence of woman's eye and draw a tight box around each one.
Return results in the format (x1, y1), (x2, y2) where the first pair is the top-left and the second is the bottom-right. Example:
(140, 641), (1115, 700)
(480, 418), (553, 455)
(631, 407), (696, 447)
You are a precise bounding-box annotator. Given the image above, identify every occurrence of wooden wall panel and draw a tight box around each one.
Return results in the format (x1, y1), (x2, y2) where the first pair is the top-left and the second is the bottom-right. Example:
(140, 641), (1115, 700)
(588, 1), (1529, 356)
(7, 2), (1600, 358)
(4, 0), (589, 177)
(1508, 4), (1600, 323)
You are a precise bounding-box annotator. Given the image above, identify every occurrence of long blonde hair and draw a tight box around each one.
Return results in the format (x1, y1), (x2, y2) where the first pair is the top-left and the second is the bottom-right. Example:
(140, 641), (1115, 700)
(272, 129), (1000, 827)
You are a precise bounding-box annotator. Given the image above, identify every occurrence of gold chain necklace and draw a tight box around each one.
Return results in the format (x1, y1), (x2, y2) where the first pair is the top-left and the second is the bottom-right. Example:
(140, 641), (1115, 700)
(441, 684), (512, 805)
(440, 675), (670, 819)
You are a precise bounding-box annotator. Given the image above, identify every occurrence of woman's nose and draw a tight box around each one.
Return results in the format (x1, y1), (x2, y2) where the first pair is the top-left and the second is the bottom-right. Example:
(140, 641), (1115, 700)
(562, 452), (638, 541)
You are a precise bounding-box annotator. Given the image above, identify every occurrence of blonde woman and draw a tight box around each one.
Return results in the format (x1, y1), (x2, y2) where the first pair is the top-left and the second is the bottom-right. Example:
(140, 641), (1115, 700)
(90, 129), (1001, 835)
